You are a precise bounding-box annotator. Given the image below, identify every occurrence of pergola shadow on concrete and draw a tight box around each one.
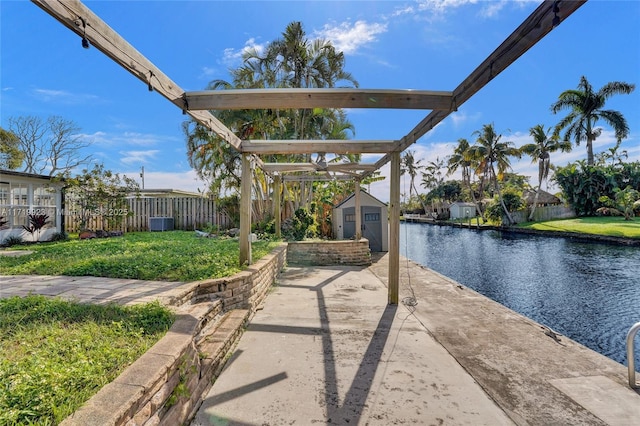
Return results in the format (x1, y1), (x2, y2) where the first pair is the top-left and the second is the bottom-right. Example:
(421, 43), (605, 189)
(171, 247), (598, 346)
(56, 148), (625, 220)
(32, 0), (586, 304)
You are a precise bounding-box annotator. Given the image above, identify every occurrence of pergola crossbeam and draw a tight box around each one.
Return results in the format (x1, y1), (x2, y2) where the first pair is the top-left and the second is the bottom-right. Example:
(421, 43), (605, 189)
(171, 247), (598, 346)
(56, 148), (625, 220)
(184, 88), (454, 111)
(262, 162), (378, 174)
(242, 140), (397, 154)
(282, 174), (353, 182)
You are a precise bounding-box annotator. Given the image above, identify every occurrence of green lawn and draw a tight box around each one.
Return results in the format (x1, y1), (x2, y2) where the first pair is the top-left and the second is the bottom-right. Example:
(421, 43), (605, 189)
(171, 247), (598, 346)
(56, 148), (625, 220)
(0, 231), (282, 281)
(517, 216), (640, 239)
(0, 231), (282, 425)
(0, 296), (174, 425)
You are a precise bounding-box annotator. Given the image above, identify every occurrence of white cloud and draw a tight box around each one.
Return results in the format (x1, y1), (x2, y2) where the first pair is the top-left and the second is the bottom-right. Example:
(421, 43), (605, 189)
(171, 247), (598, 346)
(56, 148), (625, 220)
(79, 131), (178, 147)
(125, 169), (208, 193)
(199, 66), (218, 79)
(412, 0), (538, 19)
(119, 150), (160, 165)
(450, 110), (482, 129)
(31, 88), (99, 104)
(222, 37), (266, 68)
(315, 21), (388, 55)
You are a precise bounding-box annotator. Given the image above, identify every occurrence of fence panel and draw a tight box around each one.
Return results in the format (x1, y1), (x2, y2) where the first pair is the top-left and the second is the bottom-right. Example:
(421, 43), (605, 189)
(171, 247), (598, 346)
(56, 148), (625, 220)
(64, 197), (235, 233)
(511, 205), (576, 223)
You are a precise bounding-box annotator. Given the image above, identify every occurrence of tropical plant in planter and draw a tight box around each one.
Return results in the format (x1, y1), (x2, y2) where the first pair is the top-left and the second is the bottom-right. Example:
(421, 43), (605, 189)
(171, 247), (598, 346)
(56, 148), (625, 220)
(22, 214), (50, 242)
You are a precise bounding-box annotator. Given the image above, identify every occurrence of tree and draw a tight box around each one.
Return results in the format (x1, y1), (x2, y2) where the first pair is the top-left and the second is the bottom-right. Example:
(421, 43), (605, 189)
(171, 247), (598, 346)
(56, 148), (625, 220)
(8, 115), (93, 176)
(401, 150), (423, 199)
(0, 127), (24, 169)
(598, 186), (640, 221)
(64, 164), (139, 231)
(468, 123), (521, 225)
(184, 21), (359, 222)
(551, 76), (635, 166)
(448, 138), (483, 218)
(520, 124), (572, 220)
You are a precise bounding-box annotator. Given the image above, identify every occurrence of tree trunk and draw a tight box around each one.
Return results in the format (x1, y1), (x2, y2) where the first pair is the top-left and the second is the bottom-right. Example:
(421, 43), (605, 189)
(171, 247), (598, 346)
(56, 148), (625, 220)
(587, 135), (595, 166)
(528, 174), (543, 221)
(492, 166), (514, 225)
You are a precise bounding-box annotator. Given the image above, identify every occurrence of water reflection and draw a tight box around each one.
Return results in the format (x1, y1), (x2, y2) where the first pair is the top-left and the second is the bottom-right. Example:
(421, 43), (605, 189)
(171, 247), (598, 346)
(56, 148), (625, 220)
(399, 222), (640, 366)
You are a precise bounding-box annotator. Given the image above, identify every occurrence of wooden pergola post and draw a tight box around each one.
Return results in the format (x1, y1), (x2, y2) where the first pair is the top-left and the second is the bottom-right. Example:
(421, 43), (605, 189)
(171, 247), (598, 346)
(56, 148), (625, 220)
(355, 180), (362, 240)
(388, 151), (401, 305)
(273, 174), (281, 239)
(239, 153), (252, 266)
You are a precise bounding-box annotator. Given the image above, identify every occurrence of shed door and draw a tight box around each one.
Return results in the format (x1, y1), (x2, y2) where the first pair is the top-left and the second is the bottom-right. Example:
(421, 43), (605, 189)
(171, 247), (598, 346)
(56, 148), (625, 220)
(342, 206), (383, 252)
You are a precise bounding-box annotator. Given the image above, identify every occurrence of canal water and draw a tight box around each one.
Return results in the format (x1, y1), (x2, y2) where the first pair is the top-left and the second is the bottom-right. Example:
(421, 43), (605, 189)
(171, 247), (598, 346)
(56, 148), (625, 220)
(399, 221), (640, 367)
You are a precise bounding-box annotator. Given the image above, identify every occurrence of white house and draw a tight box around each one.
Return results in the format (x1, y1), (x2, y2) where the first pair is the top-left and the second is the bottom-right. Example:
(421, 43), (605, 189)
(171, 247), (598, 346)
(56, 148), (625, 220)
(0, 170), (64, 242)
(333, 191), (388, 252)
(449, 202), (477, 220)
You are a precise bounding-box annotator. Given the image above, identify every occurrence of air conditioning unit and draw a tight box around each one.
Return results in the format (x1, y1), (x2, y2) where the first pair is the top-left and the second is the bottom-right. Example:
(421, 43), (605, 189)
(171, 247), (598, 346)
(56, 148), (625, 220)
(149, 217), (174, 231)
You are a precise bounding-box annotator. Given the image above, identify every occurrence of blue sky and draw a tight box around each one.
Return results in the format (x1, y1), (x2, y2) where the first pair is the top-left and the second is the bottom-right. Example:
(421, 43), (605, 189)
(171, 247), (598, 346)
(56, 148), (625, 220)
(2, 0), (639, 202)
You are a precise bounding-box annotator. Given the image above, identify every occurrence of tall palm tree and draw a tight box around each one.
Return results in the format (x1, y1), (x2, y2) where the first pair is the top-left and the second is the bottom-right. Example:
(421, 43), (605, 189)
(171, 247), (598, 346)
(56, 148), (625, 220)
(447, 138), (483, 217)
(551, 76), (635, 165)
(185, 21), (358, 206)
(468, 123), (521, 225)
(401, 150), (423, 199)
(421, 157), (445, 216)
(520, 124), (572, 221)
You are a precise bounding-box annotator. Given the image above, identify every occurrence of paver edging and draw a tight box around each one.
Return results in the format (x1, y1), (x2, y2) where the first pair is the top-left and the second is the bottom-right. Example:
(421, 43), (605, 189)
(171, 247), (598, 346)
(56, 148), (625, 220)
(61, 243), (287, 426)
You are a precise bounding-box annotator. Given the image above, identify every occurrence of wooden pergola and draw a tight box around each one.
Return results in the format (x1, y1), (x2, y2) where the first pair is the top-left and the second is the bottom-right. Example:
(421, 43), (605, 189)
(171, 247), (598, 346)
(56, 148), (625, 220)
(32, 0), (586, 304)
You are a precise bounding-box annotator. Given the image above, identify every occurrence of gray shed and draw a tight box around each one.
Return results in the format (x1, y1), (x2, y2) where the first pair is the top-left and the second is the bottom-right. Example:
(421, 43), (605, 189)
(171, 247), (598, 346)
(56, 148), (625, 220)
(449, 202), (477, 219)
(333, 191), (388, 252)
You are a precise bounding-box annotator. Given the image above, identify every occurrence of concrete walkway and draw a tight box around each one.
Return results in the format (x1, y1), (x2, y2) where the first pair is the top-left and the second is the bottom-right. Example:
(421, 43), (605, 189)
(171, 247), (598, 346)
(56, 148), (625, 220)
(0, 274), (191, 306)
(192, 254), (640, 425)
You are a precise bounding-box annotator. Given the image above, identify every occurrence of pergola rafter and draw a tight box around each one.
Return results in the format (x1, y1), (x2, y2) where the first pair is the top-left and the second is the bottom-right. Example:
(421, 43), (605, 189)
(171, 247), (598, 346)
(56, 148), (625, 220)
(31, 0), (587, 303)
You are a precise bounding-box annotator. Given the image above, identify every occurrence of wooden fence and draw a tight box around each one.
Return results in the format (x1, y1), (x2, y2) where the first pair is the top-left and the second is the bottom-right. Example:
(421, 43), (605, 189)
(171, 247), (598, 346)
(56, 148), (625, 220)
(511, 205), (576, 223)
(64, 197), (235, 233)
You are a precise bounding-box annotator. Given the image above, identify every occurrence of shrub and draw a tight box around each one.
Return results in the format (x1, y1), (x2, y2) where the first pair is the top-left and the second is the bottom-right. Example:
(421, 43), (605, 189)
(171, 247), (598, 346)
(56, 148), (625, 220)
(282, 207), (318, 241)
(49, 231), (69, 242)
(1, 235), (23, 247)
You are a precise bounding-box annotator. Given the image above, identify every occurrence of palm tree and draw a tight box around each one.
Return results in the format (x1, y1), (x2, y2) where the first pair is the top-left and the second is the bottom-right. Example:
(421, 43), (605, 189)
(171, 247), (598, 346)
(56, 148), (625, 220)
(184, 21), (358, 206)
(520, 124), (572, 221)
(551, 76), (635, 165)
(447, 138), (483, 218)
(401, 150), (423, 199)
(468, 123), (521, 225)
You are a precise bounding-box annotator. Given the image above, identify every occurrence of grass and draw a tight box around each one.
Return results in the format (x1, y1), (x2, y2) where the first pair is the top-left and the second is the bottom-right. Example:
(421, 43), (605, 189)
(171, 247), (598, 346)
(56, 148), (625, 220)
(517, 216), (640, 239)
(0, 231), (282, 281)
(0, 295), (174, 425)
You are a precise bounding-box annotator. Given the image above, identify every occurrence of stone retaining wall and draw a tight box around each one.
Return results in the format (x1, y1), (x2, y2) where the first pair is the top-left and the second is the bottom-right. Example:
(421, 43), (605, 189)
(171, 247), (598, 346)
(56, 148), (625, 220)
(287, 239), (371, 266)
(61, 244), (287, 426)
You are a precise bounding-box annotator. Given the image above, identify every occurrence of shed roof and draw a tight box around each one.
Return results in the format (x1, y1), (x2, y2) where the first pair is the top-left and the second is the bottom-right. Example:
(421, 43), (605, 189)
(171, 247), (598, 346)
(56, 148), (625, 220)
(333, 190), (387, 209)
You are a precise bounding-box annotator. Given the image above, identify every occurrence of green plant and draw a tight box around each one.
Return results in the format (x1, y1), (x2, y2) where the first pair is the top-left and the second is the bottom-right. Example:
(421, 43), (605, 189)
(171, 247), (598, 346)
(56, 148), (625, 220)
(597, 186), (640, 220)
(484, 189), (524, 224)
(282, 207), (318, 241)
(0, 296), (174, 424)
(1, 235), (23, 247)
(49, 231), (69, 242)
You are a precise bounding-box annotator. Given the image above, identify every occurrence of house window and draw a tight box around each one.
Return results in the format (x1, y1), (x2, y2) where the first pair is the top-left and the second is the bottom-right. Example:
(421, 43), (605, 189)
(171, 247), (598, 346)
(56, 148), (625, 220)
(10, 184), (28, 227)
(33, 184), (57, 227)
(345, 214), (355, 222)
(364, 213), (380, 222)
